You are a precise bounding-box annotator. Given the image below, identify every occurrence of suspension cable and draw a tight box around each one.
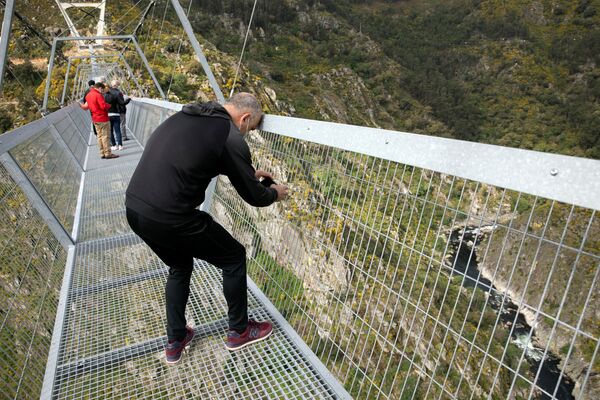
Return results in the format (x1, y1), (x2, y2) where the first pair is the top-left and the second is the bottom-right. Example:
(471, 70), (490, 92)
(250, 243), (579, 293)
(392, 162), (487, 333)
(119, 1), (156, 56)
(229, 0), (259, 98)
(12, 36), (46, 84)
(6, 66), (41, 110)
(141, 1), (156, 54)
(152, 0), (171, 65)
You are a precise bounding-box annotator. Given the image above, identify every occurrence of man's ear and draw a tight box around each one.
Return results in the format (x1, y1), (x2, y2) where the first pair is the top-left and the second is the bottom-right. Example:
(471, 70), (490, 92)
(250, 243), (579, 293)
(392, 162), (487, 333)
(241, 112), (252, 124)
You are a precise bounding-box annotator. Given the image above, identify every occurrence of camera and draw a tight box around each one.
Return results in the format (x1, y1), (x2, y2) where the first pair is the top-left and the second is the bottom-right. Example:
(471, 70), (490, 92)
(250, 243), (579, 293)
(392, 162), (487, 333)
(260, 177), (276, 187)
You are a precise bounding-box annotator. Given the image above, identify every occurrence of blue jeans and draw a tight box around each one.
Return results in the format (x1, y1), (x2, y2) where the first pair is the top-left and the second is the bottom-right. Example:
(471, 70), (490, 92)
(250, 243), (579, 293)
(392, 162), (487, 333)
(109, 115), (122, 146)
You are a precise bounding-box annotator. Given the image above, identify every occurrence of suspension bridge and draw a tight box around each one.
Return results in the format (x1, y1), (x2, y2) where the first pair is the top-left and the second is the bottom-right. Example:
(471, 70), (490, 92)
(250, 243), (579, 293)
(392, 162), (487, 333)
(0, 1), (599, 399)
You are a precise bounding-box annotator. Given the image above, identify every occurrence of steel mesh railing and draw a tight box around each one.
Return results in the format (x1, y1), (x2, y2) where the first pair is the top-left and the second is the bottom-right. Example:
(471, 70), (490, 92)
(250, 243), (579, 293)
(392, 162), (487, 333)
(0, 103), (91, 400)
(1, 96), (597, 400)
(0, 161), (68, 399)
(206, 119), (599, 399)
(43, 100), (348, 400)
(6, 105), (90, 235)
(127, 100), (177, 147)
(125, 98), (600, 399)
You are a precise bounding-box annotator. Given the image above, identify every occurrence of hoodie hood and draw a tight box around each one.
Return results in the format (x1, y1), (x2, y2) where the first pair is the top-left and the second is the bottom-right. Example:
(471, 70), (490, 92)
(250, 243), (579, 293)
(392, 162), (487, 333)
(182, 101), (231, 120)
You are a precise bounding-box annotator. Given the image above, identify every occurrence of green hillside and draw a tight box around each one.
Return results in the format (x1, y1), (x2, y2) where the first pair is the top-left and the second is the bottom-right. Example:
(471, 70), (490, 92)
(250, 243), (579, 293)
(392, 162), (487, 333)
(187, 0), (600, 158)
(2, 0), (599, 160)
(0, 1), (598, 399)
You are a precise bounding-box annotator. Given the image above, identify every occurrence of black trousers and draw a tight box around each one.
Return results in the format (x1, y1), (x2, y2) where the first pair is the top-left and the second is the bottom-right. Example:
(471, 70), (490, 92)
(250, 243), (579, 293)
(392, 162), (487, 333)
(126, 208), (248, 341)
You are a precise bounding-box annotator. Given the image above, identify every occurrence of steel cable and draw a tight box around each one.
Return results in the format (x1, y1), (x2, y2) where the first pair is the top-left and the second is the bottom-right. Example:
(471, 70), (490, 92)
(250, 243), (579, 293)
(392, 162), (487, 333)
(229, 0), (259, 98)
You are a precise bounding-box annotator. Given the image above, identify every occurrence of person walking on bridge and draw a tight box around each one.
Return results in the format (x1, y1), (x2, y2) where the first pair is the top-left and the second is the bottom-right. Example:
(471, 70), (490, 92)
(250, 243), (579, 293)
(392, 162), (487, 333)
(80, 82), (119, 160)
(125, 93), (288, 364)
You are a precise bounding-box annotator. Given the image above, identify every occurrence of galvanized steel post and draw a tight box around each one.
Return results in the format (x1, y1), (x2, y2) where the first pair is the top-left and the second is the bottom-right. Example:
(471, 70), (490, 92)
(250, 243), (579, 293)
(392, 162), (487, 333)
(60, 58), (72, 106)
(42, 37), (59, 112)
(0, 0), (15, 93)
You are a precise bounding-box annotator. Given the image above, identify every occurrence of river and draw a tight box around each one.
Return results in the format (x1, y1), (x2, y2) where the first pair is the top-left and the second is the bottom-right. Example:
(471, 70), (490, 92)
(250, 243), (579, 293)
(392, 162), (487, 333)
(449, 227), (575, 400)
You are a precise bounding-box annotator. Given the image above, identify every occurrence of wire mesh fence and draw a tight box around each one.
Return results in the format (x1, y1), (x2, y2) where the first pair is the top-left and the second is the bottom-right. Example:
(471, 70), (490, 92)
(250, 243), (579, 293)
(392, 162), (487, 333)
(127, 101), (178, 147)
(0, 161), (68, 399)
(7, 106), (88, 234)
(206, 123), (599, 400)
(2, 95), (597, 399)
(44, 100), (345, 399)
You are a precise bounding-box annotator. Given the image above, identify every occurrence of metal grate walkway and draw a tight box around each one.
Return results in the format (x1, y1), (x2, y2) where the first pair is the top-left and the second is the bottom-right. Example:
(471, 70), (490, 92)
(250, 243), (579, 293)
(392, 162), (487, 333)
(49, 132), (344, 399)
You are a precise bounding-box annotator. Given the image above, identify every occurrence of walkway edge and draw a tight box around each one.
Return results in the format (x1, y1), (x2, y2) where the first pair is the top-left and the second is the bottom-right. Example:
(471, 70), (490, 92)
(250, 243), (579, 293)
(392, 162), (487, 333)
(247, 277), (352, 400)
(41, 245), (77, 400)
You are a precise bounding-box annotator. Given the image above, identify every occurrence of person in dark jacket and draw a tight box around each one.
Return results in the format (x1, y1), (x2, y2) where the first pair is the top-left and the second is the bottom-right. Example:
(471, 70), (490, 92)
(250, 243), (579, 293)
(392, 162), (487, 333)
(119, 89), (130, 141)
(125, 93), (288, 364)
(106, 80), (130, 150)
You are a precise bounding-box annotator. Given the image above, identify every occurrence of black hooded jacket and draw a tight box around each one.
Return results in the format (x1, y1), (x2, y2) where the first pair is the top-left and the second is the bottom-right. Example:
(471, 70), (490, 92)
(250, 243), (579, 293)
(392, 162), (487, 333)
(125, 102), (277, 223)
(105, 88), (130, 114)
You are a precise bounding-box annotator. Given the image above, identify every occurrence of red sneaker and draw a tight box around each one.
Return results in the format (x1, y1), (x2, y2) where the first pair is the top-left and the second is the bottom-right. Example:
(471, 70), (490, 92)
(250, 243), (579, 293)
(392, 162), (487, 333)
(225, 319), (273, 351)
(165, 326), (195, 364)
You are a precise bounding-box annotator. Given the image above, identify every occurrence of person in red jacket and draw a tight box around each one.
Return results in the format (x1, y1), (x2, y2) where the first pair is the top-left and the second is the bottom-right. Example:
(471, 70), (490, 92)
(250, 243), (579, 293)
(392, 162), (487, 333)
(80, 82), (119, 159)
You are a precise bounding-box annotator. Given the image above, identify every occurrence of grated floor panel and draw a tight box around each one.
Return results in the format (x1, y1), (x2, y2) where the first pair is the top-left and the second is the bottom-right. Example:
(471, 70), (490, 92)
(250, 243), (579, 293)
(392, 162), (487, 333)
(51, 134), (339, 399)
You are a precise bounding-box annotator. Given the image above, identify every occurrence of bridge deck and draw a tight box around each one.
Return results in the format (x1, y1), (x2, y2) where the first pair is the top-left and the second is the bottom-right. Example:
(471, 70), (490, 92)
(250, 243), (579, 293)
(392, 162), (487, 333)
(50, 134), (339, 399)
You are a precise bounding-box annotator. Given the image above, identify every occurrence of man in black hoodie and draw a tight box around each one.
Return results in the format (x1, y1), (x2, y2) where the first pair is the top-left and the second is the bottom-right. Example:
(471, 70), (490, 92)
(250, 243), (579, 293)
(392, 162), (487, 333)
(126, 93), (288, 364)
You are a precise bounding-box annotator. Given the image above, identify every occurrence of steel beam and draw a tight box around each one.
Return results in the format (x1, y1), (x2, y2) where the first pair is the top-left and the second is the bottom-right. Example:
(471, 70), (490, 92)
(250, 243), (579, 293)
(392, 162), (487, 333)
(71, 268), (168, 297)
(60, 58), (72, 106)
(0, 0), (15, 93)
(62, 54), (121, 104)
(169, 0), (224, 103)
(54, 317), (230, 379)
(40, 245), (76, 400)
(55, 0), (81, 37)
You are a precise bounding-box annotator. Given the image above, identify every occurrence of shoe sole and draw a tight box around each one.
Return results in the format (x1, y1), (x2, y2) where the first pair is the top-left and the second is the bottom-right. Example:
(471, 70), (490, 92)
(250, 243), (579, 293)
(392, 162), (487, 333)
(165, 332), (195, 365)
(225, 328), (273, 352)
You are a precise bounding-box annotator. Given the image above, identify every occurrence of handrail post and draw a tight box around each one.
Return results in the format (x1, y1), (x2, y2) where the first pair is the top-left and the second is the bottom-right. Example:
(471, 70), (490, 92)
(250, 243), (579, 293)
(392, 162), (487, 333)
(42, 38), (59, 112)
(0, 0), (15, 93)
(60, 58), (72, 106)
(71, 63), (82, 102)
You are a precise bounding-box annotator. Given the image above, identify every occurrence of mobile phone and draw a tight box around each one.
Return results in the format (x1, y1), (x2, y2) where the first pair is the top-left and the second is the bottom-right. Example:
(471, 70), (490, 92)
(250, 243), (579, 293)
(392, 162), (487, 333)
(260, 177), (276, 187)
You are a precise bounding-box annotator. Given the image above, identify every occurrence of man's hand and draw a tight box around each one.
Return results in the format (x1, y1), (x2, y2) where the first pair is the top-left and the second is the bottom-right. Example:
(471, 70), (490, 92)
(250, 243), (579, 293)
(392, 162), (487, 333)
(255, 170), (273, 180)
(79, 102), (89, 110)
(271, 183), (288, 201)
(255, 170), (287, 200)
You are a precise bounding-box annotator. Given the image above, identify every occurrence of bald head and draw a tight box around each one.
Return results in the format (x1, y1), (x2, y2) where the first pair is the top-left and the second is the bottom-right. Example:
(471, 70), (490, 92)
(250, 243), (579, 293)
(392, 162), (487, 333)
(223, 93), (263, 134)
